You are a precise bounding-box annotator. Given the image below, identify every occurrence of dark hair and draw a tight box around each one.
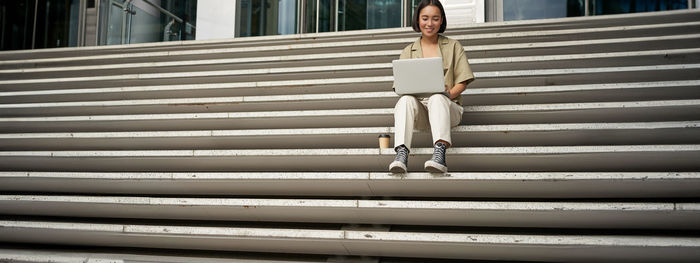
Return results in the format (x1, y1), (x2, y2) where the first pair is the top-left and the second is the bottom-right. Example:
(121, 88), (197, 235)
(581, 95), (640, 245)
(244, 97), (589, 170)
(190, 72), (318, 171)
(412, 0), (447, 33)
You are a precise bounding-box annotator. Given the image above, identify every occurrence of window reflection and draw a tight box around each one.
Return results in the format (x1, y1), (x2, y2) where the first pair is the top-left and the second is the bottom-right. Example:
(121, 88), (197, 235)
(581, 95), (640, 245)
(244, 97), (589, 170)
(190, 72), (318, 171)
(99, 0), (196, 45)
(591, 0), (688, 15)
(502, 0), (689, 22)
(237, 0), (297, 37)
(0, 0), (35, 50)
(504, 0), (583, 21)
(339, 0), (400, 31)
(339, 0), (366, 31)
(237, 0), (403, 36)
(367, 0), (401, 29)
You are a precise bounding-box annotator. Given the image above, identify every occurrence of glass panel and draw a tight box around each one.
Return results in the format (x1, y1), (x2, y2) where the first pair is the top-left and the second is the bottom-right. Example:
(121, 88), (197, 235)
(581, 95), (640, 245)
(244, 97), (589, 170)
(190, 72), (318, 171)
(131, 0), (197, 43)
(504, 0), (582, 21)
(337, 0), (344, 30)
(100, 0), (197, 45)
(339, 0), (401, 31)
(165, 0), (197, 41)
(304, 0), (316, 33)
(339, 0), (366, 31)
(591, 0), (688, 15)
(408, 0), (419, 27)
(236, 0), (252, 36)
(237, 0), (297, 37)
(367, 0), (400, 29)
(278, 0), (296, 34)
(318, 0), (335, 32)
(105, 0), (125, 45)
(129, 1), (162, 43)
(238, 0), (406, 37)
(34, 0), (81, 48)
(0, 0), (35, 50)
(568, 0), (585, 17)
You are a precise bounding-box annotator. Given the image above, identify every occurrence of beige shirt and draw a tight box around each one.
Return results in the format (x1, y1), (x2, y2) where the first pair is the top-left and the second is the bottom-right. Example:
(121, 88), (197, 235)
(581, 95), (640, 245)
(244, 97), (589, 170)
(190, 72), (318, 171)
(397, 35), (475, 105)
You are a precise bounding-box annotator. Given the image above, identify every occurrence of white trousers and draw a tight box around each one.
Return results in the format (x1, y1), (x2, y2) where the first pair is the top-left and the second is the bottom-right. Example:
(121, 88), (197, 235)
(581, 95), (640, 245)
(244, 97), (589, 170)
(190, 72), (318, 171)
(393, 94), (464, 150)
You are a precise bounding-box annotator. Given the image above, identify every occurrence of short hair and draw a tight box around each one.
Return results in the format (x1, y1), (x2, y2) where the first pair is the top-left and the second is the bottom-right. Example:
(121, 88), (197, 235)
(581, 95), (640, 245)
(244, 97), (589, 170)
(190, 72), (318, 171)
(412, 0), (447, 33)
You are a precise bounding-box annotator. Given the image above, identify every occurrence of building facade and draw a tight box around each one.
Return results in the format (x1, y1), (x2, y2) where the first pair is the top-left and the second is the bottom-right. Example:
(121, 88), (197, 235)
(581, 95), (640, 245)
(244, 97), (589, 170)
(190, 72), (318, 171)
(0, 0), (696, 50)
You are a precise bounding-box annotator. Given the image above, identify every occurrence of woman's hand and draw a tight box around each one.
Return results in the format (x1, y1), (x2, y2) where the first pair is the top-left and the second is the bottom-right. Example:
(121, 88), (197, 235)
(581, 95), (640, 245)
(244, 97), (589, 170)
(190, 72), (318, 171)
(446, 81), (468, 100)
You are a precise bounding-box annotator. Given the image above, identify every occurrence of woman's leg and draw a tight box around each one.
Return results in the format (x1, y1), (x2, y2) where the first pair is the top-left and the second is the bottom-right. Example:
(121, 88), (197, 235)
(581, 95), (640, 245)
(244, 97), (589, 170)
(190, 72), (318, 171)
(391, 95), (428, 173)
(393, 95), (429, 150)
(424, 94), (464, 173)
(426, 94), (463, 146)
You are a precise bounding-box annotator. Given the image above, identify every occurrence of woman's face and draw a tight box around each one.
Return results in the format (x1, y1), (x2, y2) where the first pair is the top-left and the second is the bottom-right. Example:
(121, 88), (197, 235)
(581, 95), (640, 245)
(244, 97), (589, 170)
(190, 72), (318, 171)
(419, 5), (442, 38)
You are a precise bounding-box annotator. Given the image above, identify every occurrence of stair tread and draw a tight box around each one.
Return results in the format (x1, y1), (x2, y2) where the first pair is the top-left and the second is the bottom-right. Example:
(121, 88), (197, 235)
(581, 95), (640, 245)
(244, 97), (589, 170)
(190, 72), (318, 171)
(1, 219), (699, 262)
(0, 121), (694, 139)
(1, 195), (698, 229)
(2, 60), (699, 87)
(2, 171), (698, 198)
(2, 45), (699, 75)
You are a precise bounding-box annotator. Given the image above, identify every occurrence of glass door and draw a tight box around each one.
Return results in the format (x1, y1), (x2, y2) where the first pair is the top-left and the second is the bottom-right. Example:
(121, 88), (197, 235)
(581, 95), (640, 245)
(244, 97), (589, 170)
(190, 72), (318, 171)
(0, 0), (36, 50)
(237, 0), (406, 37)
(337, 0), (402, 31)
(0, 0), (81, 50)
(236, 0), (297, 37)
(487, 0), (691, 22)
(367, 0), (401, 29)
(103, 0), (129, 45)
(99, 0), (196, 45)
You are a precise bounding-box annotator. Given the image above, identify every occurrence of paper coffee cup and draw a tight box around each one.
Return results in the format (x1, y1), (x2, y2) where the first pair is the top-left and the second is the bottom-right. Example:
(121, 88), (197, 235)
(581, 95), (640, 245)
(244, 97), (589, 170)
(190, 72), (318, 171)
(378, 134), (391, 148)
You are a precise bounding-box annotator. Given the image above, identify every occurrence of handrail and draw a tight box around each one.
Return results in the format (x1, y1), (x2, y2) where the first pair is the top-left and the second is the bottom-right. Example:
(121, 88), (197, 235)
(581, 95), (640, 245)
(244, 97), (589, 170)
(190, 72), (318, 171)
(141, 0), (196, 29)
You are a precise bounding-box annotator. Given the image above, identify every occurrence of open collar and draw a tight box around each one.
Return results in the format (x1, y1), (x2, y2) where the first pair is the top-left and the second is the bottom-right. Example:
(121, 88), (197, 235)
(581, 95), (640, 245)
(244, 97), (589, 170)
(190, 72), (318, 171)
(410, 34), (449, 59)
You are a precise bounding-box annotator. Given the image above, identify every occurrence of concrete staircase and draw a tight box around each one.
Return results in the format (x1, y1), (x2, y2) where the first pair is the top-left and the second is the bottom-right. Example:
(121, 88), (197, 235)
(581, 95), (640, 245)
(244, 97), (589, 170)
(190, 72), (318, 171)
(1, 9), (699, 262)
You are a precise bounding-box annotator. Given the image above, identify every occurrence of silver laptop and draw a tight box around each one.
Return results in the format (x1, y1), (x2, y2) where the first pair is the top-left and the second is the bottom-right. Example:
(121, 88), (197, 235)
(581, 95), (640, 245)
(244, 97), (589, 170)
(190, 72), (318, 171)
(392, 57), (445, 96)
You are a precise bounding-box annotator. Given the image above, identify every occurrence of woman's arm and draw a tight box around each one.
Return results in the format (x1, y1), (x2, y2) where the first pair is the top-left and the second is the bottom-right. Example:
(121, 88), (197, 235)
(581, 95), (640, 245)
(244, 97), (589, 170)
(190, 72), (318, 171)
(446, 81), (467, 100)
(448, 37), (474, 99)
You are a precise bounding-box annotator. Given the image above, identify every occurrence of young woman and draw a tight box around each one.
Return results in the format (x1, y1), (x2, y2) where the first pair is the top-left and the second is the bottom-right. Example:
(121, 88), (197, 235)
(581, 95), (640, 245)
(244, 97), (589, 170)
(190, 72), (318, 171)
(389, 0), (475, 173)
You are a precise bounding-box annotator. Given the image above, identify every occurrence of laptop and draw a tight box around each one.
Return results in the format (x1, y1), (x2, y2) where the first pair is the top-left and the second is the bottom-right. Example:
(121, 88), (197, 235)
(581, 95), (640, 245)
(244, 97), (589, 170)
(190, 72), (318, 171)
(392, 57), (445, 96)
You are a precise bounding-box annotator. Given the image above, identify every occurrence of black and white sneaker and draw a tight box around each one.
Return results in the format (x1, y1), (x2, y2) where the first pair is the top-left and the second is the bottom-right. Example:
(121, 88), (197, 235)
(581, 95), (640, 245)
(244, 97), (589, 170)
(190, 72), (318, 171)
(424, 142), (447, 173)
(389, 145), (409, 173)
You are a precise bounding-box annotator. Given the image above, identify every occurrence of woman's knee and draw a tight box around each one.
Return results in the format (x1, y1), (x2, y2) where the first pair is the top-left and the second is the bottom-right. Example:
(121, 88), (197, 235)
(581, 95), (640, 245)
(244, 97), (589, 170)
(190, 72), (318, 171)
(427, 93), (450, 107)
(395, 95), (419, 109)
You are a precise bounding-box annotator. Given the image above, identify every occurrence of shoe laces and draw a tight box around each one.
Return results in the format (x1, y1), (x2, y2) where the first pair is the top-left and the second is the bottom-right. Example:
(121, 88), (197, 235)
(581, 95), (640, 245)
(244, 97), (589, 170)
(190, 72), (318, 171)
(394, 145), (409, 164)
(431, 142), (447, 165)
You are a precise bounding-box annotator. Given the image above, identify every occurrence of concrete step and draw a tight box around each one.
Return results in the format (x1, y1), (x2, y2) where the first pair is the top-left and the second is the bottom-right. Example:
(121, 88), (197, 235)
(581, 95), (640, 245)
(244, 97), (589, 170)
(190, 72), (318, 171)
(1, 171), (698, 198)
(2, 41), (698, 79)
(462, 99), (700, 124)
(0, 76), (393, 103)
(0, 247), (336, 263)
(3, 41), (699, 84)
(465, 80), (700, 105)
(1, 195), (698, 229)
(472, 63), (700, 89)
(1, 220), (699, 262)
(473, 47), (700, 71)
(0, 63), (394, 87)
(469, 31), (700, 58)
(0, 25), (696, 72)
(1, 100), (698, 132)
(2, 80), (699, 116)
(0, 122), (697, 150)
(3, 63), (698, 99)
(0, 249), (127, 263)
(0, 145), (697, 172)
